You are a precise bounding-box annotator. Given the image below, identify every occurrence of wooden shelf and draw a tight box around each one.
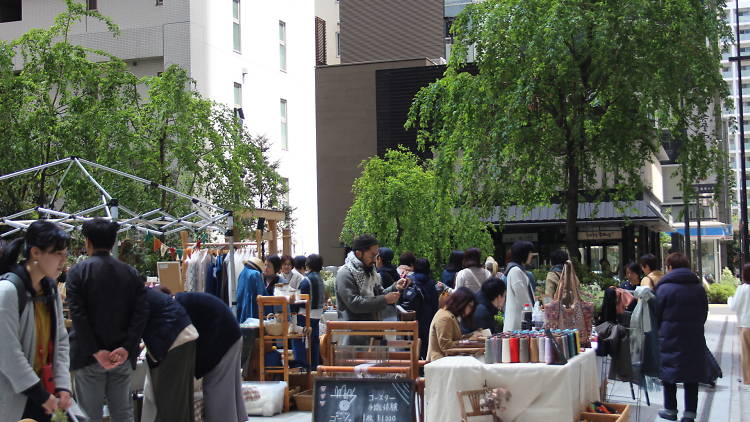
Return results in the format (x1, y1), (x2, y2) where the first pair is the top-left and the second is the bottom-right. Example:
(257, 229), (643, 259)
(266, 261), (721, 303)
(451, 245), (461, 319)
(257, 294), (313, 413)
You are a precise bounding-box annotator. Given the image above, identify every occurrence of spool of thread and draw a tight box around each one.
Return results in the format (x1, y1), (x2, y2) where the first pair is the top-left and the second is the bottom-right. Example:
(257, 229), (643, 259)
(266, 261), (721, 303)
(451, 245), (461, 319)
(570, 332), (577, 357)
(538, 336), (546, 363)
(495, 336), (503, 362)
(558, 335), (568, 359)
(519, 337), (530, 363)
(510, 337), (520, 363)
(530, 336), (539, 363)
(485, 338), (495, 364)
(502, 337), (512, 363)
(575, 329), (581, 352)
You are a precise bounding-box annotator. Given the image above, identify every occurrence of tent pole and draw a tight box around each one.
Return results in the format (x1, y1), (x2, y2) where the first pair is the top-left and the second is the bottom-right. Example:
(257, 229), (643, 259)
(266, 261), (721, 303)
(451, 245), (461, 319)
(227, 212), (237, 315)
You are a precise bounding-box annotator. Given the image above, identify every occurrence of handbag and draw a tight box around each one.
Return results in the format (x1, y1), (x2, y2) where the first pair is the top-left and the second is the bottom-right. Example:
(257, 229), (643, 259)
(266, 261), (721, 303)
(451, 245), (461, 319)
(543, 260), (594, 348)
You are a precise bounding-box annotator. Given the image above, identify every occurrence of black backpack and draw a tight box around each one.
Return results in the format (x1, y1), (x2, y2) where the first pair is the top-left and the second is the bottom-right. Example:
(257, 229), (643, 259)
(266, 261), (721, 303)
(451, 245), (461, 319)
(1, 272), (28, 317)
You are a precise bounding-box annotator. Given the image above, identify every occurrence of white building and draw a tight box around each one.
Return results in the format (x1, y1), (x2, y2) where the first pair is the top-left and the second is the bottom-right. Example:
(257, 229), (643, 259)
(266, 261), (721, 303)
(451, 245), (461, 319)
(0, 0), (323, 255)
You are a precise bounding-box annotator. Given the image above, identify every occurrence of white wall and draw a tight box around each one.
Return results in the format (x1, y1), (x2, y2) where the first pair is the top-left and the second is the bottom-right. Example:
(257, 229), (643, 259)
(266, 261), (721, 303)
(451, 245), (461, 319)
(190, 0), (319, 255)
(315, 0), (340, 65)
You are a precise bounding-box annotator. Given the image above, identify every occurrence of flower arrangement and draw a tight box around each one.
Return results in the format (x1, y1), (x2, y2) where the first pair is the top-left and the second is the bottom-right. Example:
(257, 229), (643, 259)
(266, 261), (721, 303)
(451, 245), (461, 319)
(479, 387), (512, 420)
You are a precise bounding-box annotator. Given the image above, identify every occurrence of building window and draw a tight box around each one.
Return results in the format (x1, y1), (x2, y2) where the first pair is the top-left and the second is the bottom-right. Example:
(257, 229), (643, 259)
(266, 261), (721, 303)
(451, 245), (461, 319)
(336, 31), (340, 57)
(156, 0), (163, 5)
(234, 83), (242, 108)
(233, 0), (241, 53)
(315, 17), (327, 65)
(280, 99), (288, 150)
(282, 177), (290, 206)
(87, 0), (97, 10)
(279, 21), (287, 71)
(0, 0), (22, 23)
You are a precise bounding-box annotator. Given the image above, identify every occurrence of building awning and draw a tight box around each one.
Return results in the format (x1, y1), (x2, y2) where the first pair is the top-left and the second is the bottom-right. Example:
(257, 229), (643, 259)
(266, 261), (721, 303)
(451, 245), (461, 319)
(670, 222), (733, 240)
(490, 199), (673, 232)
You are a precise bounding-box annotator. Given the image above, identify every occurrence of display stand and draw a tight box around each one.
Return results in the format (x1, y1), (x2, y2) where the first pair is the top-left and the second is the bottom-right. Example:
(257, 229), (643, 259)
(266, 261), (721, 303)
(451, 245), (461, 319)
(257, 294), (312, 412)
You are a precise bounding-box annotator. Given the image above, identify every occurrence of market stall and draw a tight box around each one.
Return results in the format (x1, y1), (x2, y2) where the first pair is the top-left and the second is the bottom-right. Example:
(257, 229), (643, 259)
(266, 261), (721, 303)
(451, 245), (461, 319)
(425, 348), (600, 422)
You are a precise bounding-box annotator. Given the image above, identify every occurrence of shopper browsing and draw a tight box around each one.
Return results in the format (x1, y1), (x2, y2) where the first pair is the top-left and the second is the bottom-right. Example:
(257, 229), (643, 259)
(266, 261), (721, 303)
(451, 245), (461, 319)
(639, 253), (664, 289)
(544, 249), (568, 301)
(503, 241), (536, 332)
(729, 263), (750, 385)
(427, 287), (479, 361)
(656, 252), (718, 422)
(336, 235), (408, 344)
(0, 221), (72, 422)
(140, 288), (199, 422)
(67, 218), (148, 422)
(280, 254), (304, 290)
(473, 277), (506, 334)
(376, 247), (399, 289)
(171, 291), (245, 422)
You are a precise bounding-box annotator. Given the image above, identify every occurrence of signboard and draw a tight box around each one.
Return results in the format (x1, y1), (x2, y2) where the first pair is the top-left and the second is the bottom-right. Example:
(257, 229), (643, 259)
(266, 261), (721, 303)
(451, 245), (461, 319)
(577, 231), (622, 241)
(313, 378), (415, 422)
(502, 232), (538, 243)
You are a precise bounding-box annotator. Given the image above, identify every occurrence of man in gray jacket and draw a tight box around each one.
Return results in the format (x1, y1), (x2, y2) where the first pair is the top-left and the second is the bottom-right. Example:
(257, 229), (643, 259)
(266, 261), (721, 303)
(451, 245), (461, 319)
(336, 235), (408, 344)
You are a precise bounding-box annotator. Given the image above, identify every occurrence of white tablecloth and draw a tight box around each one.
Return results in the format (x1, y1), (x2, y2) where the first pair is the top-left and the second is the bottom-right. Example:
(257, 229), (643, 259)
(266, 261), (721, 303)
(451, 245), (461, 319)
(424, 348), (600, 422)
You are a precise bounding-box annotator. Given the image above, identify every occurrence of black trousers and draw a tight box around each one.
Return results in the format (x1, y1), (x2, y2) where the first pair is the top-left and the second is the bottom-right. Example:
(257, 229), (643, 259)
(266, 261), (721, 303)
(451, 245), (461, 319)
(663, 381), (698, 413)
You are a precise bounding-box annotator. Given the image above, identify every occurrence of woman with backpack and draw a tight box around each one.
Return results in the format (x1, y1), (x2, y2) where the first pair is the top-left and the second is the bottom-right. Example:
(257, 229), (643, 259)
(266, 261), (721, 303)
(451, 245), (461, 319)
(0, 221), (72, 422)
(400, 258), (440, 359)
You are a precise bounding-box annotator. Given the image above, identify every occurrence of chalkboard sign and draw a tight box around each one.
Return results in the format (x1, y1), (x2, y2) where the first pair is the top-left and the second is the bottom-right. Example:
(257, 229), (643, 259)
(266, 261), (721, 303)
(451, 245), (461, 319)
(312, 378), (415, 422)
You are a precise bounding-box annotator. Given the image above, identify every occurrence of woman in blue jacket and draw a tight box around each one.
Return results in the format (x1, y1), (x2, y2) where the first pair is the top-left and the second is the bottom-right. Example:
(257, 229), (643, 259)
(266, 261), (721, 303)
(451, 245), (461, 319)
(656, 252), (719, 422)
(401, 258), (440, 359)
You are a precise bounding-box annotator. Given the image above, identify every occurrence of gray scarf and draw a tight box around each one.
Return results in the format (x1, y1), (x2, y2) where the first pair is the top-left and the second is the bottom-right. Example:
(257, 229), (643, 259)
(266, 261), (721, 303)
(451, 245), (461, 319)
(344, 251), (380, 297)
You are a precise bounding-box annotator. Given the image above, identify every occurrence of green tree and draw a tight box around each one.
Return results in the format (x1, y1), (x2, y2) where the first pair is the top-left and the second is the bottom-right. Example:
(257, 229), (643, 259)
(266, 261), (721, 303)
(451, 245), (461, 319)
(0, 1), (285, 224)
(340, 148), (492, 271)
(407, 0), (730, 259)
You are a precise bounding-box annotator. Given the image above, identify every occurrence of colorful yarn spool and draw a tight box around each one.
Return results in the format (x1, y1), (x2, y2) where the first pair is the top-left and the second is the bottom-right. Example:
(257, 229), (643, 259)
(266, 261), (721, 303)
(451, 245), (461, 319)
(501, 337), (512, 363)
(529, 336), (539, 363)
(510, 337), (520, 363)
(485, 338), (495, 364)
(519, 337), (530, 363)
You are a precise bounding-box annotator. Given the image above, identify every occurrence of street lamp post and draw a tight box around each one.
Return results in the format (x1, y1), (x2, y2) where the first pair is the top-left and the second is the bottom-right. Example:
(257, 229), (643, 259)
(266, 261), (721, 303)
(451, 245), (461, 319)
(732, 0), (750, 265)
(697, 198), (703, 277)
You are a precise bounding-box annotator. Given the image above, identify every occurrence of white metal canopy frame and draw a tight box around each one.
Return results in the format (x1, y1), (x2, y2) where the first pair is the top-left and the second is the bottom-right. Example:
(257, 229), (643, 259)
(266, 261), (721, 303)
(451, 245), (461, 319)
(0, 156), (241, 306)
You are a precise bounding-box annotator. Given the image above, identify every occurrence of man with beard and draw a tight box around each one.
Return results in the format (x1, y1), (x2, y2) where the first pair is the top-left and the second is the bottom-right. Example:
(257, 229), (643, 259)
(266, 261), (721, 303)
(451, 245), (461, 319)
(336, 235), (408, 345)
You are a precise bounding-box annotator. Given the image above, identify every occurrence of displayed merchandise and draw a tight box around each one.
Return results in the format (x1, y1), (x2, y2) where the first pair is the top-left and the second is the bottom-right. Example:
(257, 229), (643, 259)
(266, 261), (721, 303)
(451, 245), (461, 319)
(544, 261), (594, 347)
(483, 329), (581, 365)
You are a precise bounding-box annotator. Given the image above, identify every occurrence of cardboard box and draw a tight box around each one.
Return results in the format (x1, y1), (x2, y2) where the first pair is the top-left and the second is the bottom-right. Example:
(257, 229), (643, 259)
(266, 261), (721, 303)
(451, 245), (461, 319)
(579, 402), (630, 422)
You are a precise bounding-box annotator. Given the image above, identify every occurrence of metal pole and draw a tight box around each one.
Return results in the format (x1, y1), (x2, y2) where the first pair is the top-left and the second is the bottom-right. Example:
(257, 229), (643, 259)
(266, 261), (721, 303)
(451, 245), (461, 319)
(697, 198), (703, 276)
(110, 199), (119, 257)
(226, 212), (237, 314)
(736, 0), (750, 265)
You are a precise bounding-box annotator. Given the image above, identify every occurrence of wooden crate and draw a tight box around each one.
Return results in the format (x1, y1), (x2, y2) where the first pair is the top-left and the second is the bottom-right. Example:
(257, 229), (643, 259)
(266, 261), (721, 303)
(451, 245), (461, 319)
(579, 402), (630, 422)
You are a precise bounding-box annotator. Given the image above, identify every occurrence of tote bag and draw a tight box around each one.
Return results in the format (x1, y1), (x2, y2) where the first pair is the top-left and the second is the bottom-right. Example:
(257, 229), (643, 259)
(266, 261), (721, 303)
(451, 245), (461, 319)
(543, 260), (595, 348)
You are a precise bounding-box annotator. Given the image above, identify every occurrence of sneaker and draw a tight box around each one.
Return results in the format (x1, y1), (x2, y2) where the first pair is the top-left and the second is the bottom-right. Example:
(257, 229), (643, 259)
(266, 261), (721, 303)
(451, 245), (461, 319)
(658, 409), (678, 421)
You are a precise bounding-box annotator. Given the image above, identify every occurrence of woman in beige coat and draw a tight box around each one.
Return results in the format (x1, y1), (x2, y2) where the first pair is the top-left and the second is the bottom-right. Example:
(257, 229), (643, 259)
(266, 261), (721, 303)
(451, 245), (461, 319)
(427, 287), (478, 361)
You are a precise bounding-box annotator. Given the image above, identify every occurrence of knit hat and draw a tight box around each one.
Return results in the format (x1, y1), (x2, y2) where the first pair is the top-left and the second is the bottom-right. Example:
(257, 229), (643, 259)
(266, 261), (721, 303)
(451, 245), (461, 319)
(244, 256), (265, 272)
(351, 234), (379, 252)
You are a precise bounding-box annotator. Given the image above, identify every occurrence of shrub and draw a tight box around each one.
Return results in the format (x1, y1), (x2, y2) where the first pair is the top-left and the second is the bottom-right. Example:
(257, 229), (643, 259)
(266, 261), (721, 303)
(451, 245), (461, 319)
(708, 282), (735, 304)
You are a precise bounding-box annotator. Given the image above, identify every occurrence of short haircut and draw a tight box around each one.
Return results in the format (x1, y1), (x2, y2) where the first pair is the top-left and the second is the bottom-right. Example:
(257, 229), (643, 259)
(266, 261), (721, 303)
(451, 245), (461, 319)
(414, 258), (430, 275)
(306, 254), (323, 272)
(399, 251), (416, 267)
(665, 252), (690, 269)
(266, 254), (282, 273)
(352, 234), (379, 252)
(511, 241), (535, 265)
(445, 250), (464, 272)
(463, 248), (482, 268)
(280, 255), (293, 266)
(444, 287), (477, 323)
(743, 263), (750, 284)
(639, 253), (660, 271)
(550, 249), (569, 266)
(378, 247), (395, 265)
(481, 277), (506, 302)
(293, 255), (307, 270)
(81, 218), (119, 250)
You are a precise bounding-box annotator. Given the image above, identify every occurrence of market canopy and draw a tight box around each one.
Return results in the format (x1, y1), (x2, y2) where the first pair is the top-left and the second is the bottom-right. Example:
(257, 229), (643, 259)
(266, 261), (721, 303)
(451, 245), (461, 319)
(0, 156), (235, 239)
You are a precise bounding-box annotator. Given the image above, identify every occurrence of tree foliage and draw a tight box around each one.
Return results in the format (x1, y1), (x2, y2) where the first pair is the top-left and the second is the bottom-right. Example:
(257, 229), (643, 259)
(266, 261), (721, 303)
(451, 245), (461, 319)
(0, 1), (285, 226)
(340, 148), (492, 271)
(407, 0), (731, 258)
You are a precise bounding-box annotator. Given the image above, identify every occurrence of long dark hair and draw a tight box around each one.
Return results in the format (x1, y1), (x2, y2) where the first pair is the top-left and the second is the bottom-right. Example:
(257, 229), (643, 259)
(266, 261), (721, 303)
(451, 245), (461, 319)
(0, 220), (70, 275)
(743, 264), (750, 285)
(445, 250), (464, 272)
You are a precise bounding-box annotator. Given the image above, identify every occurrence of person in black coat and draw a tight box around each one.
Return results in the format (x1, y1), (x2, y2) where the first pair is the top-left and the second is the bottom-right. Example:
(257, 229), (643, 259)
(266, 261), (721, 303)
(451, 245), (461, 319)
(473, 277), (506, 334)
(376, 247), (399, 289)
(172, 291), (246, 422)
(141, 288), (197, 422)
(400, 258), (440, 359)
(655, 252), (718, 422)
